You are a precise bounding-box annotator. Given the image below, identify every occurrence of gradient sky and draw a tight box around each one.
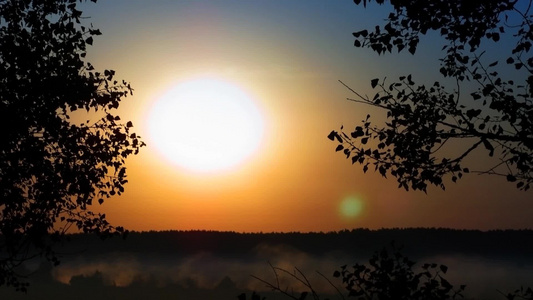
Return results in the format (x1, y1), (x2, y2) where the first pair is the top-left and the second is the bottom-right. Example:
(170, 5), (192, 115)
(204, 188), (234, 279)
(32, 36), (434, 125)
(76, 0), (532, 232)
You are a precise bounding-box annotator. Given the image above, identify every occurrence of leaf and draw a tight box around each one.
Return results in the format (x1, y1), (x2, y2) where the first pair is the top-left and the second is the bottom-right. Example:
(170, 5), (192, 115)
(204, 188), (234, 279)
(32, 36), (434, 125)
(379, 166), (387, 177)
(371, 78), (379, 88)
(507, 174), (517, 182)
(407, 74), (414, 85)
(440, 264), (448, 274)
(86, 36), (93, 45)
(299, 292), (308, 300)
(327, 131), (337, 141)
(466, 109), (481, 119)
(90, 29), (102, 35)
(482, 139), (494, 156)
(336, 145), (344, 152)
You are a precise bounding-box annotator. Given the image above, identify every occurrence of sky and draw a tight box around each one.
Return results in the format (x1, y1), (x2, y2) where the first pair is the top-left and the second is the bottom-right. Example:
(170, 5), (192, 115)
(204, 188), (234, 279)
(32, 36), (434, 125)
(75, 0), (532, 232)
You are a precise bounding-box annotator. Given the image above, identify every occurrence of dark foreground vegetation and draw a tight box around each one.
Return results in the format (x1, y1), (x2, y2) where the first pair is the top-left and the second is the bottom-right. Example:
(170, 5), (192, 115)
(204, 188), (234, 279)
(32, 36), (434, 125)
(241, 242), (533, 300)
(1, 228), (531, 300)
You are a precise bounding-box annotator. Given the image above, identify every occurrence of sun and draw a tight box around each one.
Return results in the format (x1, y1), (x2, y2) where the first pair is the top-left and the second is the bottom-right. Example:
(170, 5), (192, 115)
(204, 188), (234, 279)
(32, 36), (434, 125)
(147, 78), (265, 173)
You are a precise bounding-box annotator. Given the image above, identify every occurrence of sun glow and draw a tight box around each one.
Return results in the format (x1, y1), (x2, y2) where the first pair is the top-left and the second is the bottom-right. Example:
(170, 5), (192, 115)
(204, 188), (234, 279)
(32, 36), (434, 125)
(147, 78), (265, 173)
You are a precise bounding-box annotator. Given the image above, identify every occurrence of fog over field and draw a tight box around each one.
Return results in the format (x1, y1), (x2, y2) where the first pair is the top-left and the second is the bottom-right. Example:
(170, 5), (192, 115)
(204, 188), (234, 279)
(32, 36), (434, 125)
(2, 230), (532, 300)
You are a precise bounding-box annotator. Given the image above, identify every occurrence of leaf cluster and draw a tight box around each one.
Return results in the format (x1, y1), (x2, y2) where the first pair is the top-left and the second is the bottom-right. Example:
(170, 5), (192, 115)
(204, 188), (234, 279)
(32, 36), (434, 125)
(352, 0), (515, 55)
(331, 0), (533, 191)
(333, 244), (465, 300)
(503, 286), (533, 300)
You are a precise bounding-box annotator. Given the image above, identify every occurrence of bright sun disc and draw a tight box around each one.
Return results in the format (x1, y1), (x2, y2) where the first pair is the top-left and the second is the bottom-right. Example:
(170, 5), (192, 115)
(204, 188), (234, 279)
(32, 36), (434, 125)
(148, 78), (264, 173)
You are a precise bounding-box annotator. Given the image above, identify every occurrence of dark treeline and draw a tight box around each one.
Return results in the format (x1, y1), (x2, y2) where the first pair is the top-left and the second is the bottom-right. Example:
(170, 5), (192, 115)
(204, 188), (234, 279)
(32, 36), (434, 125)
(61, 228), (533, 261)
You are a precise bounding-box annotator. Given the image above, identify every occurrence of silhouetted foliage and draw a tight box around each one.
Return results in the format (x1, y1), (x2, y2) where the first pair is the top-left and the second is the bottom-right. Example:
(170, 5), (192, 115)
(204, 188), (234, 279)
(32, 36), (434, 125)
(248, 242), (532, 300)
(333, 244), (465, 300)
(329, 0), (533, 192)
(503, 286), (533, 300)
(249, 243), (465, 300)
(0, 0), (144, 290)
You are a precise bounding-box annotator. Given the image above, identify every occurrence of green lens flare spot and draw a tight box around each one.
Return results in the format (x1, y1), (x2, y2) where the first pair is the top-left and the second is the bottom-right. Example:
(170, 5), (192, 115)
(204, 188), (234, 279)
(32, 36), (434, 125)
(340, 196), (364, 218)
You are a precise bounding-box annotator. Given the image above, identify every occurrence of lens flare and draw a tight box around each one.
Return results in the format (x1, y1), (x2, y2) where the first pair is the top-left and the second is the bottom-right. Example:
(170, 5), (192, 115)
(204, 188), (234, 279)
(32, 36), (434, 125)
(339, 196), (364, 218)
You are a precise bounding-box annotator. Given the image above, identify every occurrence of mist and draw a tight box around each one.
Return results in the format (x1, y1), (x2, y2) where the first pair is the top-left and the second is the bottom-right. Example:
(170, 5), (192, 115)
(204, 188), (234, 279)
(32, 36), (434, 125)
(4, 241), (531, 300)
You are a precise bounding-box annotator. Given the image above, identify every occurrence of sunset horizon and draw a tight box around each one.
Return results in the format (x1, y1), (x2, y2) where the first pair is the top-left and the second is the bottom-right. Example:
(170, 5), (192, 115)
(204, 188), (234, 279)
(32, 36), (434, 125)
(2, 1), (533, 299)
(63, 0), (532, 234)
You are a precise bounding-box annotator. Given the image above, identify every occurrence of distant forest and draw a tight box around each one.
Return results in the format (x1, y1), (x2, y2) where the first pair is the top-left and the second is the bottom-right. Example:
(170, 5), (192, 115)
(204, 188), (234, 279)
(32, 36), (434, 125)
(61, 228), (533, 261)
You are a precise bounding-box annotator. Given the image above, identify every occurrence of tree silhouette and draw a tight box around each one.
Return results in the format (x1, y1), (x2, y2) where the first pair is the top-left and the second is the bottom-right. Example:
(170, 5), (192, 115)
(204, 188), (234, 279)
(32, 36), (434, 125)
(0, 0), (144, 290)
(329, 0), (533, 192)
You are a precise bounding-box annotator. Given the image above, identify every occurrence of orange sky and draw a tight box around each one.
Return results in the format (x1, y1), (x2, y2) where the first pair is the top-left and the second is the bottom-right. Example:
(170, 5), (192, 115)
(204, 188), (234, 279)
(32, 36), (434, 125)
(79, 1), (532, 232)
